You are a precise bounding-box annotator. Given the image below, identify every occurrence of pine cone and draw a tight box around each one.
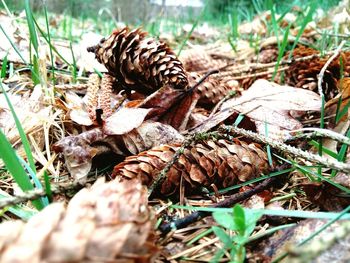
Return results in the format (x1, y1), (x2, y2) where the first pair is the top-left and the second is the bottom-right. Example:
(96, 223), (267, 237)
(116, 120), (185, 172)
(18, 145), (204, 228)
(88, 27), (188, 94)
(180, 48), (227, 72)
(285, 46), (350, 100)
(189, 72), (238, 108)
(112, 139), (270, 196)
(257, 45), (279, 63)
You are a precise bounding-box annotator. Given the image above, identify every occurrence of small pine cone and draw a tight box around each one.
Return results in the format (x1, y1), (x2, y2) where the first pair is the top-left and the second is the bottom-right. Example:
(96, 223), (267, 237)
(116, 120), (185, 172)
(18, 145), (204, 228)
(257, 45), (279, 63)
(112, 139), (270, 196)
(180, 48), (227, 72)
(189, 72), (238, 108)
(285, 46), (350, 100)
(86, 73), (101, 122)
(88, 27), (188, 94)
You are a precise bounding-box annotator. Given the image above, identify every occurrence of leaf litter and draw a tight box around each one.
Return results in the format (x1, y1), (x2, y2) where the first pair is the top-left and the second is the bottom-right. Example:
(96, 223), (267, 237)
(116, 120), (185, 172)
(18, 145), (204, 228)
(0, 1), (350, 262)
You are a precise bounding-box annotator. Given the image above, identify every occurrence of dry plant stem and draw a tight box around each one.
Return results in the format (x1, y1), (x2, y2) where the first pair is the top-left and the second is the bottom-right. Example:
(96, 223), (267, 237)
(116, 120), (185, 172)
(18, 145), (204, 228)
(288, 128), (350, 145)
(219, 125), (350, 173)
(159, 176), (277, 235)
(209, 91), (236, 118)
(0, 176), (99, 209)
(54, 83), (90, 92)
(217, 46), (350, 79)
(317, 40), (346, 96)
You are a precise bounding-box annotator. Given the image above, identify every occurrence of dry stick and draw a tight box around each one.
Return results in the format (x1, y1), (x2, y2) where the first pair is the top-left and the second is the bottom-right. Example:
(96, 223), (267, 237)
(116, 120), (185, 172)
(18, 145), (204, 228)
(215, 46), (350, 79)
(159, 176), (277, 235)
(317, 40), (346, 97)
(209, 91), (237, 118)
(0, 176), (99, 209)
(288, 128), (350, 145)
(219, 125), (350, 173)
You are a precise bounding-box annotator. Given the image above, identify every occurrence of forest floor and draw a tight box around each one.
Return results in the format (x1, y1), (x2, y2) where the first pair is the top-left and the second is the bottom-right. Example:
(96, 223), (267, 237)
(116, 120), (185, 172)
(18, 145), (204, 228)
(0, 1), (350, 262)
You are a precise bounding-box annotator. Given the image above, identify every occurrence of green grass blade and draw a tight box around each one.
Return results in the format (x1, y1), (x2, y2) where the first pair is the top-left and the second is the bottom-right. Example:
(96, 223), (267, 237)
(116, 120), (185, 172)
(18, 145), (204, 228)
(1, 53), (8, 78)
(267, 0), (280, 48)
(288, 2), (317, 59)
(24, 0), (39, 54)
(0, 83), (37, 174)
(272, 24), (290, 81)
(0, 25), (28, 64)
(69, 42), (77, 82)
(44, 4), (56, 83)
(43, 171), (52, 203)
(0, 130), (44, 210)
(17, 156), (48, 206)
(32, 17), (71, 66)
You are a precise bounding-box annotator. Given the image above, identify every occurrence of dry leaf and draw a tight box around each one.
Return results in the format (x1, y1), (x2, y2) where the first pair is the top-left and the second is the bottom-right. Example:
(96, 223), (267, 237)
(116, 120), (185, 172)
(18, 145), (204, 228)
(53, 121), (183, 182)
(191, 79), (321, 140)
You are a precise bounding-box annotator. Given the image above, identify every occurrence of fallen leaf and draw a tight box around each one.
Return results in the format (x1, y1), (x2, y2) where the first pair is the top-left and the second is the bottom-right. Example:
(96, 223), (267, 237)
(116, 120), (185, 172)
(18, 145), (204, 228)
(190, 79), (321, 140)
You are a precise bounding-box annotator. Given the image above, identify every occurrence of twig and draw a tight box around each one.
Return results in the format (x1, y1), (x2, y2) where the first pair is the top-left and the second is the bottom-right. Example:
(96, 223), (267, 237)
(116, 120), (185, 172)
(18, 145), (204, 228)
(159, 176), (278, 235)
(317, 41), (346, 97)
(0, 176), (99, 209)
(219, 125), (350, 173)
(287, 127), (350, 145)
(208, 91), (237, 118)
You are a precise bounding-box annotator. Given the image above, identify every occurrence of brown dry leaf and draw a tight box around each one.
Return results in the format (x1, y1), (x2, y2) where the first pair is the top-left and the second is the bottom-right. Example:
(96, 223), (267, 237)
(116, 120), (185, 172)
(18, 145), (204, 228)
(53, 121), (183, 183)
(64, 90), (93, 126)
(302, 179), (350, 211)
(113, 138), (270, 196)
(0, 85), (53, 167)
(103, 107), (152, 135)
(191, 79), (321, 140)
(0, 178), (157, 263)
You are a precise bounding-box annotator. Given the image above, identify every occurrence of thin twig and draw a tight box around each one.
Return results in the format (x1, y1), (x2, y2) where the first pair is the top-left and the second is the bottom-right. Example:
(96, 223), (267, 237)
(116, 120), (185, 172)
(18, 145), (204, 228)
(159, 176), (278, 235)
(219, 125), (350, 173)
(288, 127), (350, 145)
(317, 41), (346, 97)
(0, 176), (99, 209)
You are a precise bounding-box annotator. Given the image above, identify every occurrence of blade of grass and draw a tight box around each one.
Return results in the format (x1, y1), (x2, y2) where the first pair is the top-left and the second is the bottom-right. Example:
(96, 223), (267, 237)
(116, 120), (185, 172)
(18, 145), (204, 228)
(275, 155), (350, 194)
(1, 52), (8, 78)
(43, 171), (52, 203)
(32, 17), (71, 66)
(267, 0), (280, 48)
(177, 4), (206, 57)
(0, 82), (37, 174)
(171, 206), (350, 220)
(44, 4), (56, 83)
(25, 0), (39, 54)
(0, 129), (44, 210)
(272, 24), (291, 81)
(69, 42), (77, 82)
(272, 205), (350, 262)
(214, 168), (294, 195)
(288, 2), (317, 59)
(17, 156), (48, 206)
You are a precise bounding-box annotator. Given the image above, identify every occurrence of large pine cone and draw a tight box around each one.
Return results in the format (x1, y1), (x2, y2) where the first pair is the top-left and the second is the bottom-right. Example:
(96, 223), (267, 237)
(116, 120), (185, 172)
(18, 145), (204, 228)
(112, 138), (270, 196)
(88, 27), (188, 94)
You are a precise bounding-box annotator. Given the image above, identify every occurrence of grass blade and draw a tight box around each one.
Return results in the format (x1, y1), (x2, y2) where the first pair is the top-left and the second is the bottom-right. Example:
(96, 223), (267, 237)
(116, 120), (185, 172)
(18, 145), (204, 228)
(0, 129), (44, 210)
(24, 0), (39, 54)
(0, 83), (37, 174)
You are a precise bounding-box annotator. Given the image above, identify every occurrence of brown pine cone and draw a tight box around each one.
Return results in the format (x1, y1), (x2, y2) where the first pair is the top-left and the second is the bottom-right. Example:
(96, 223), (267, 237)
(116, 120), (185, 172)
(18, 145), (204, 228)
(180, 48), (227, 72)
(88, 27), (188, 94)
(285, 46), (350, 100)
(112, 138), (270, 196)
(189, 72), (238, 108)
